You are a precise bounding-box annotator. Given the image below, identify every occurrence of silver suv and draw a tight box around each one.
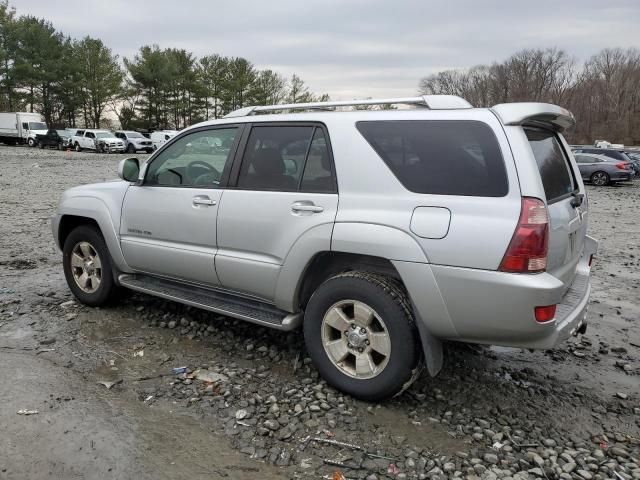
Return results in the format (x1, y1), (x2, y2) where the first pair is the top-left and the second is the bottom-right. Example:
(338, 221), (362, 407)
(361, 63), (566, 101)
(51, 96), (598, 400)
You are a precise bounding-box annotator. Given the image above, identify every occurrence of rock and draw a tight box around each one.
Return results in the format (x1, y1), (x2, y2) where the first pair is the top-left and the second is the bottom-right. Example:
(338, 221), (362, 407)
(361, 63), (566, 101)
(615, 392), (628, 400)
(443, 462), (456, 472)
(263, 419), (279, 431)
(167, 320), (177, 329)
(194, 370), (228, 383)
(528, 468), (544, 477)
(610, 346), (627, 354)
(235, 409), (249, 420)
(608, 447), (628, 458)
(576, 470), (592, 480)
(562, 462), (576, 473)
(484, 454), (499, 465)
(39, 337), (56, 345)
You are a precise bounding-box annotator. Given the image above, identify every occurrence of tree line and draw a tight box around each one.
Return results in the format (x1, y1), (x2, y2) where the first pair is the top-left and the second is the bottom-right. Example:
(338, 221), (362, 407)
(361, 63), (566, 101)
(0, 1), (326, 131)
(419, 47), (640, 144)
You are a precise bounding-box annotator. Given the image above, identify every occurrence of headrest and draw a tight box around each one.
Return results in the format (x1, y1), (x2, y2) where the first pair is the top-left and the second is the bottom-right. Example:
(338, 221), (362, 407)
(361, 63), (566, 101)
(252, 147), (284, 175)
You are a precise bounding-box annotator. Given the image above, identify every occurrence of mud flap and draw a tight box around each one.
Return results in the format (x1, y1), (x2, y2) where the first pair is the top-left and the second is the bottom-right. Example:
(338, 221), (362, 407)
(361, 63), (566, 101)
(412, 303), (443, 377)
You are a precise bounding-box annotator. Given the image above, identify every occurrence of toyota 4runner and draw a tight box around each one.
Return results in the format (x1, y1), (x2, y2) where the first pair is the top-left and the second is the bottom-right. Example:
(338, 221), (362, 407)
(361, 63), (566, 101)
(52, 96), (598, 400)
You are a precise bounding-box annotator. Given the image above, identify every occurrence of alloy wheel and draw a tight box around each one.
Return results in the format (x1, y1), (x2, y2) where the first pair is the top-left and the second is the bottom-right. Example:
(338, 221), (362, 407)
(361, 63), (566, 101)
(70, 241), (102, 293)
(321, 299), (391, 379)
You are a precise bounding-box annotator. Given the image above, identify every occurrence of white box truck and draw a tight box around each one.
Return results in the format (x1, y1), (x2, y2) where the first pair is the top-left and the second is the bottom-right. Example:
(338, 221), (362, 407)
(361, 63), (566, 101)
(0, 112), (48, 146)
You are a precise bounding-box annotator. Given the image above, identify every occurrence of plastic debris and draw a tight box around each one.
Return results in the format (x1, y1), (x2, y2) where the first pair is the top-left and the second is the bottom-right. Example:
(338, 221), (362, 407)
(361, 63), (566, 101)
(97, 379), (122, 390)
(17, 409), (39, 415)
(172, 366), (187, 374)
(332, 471), (346, 480)
(387, 463), (400, 475)
(133, 350), (144, 358)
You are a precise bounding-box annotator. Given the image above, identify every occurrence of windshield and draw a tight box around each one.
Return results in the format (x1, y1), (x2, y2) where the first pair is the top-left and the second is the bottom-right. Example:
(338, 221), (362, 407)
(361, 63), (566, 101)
(125, 131), (144, 138)
(56, 129), (70, 137)
(95, 132), (112, 139)
(29, 122), (47, 130)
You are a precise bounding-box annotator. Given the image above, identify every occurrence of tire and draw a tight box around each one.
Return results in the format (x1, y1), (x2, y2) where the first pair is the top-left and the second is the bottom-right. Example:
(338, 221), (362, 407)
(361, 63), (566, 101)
(591, 171), (610, 186)
(57, 143), (62, 151)
(27, 138), (35, 147)
(126, 144), (135, 154)
(74, 143), (82, 152)
(303, 271), (421, 401)
(62, 225), (119, 307)
(38, 142), (44, 149)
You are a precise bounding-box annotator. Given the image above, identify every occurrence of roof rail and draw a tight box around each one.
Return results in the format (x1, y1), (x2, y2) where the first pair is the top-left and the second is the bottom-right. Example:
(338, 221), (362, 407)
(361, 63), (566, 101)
(224, 95), (473, 118)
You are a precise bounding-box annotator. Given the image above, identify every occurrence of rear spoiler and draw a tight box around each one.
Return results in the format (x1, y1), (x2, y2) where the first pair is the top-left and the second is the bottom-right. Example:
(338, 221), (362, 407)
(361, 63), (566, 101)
(491, 103), (575, 133)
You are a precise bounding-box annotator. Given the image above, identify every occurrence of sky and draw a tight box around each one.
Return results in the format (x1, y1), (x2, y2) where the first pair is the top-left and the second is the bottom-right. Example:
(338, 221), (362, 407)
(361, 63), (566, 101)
(13, 0), (640, 100)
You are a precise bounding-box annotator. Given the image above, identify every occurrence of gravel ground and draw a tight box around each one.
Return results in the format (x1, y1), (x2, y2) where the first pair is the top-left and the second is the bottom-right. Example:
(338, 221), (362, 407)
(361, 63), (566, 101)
(0, 145), (638, 480)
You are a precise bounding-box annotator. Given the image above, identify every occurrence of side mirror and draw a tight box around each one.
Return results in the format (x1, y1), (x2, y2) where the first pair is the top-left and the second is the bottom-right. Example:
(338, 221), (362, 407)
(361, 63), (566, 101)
(118, 158), (140, 182)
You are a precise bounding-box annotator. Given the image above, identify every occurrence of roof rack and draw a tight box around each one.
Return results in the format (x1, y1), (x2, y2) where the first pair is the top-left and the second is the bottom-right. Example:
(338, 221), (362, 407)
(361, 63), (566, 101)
(224, 95), (473, 118)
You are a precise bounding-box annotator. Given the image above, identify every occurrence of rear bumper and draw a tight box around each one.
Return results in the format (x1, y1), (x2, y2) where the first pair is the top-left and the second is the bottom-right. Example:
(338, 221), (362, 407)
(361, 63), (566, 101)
(400, 236), (599, 350)
(611, 172), (633, 181)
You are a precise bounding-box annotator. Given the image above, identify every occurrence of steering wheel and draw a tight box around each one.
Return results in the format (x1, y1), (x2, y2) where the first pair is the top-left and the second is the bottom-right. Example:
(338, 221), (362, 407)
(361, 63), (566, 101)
(187, 160), (220, 186)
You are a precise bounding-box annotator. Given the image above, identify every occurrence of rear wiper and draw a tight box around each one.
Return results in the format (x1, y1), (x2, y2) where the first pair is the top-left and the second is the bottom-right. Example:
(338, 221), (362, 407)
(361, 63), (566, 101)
(570, 192), (584, 208)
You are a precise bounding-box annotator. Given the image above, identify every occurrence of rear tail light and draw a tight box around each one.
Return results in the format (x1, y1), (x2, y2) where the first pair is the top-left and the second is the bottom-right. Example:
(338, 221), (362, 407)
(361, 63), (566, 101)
(588, 254), (594, 267)
(499, 197), (549, 273)
(615, 162), (629, 170)
(535, 305), (556, 323)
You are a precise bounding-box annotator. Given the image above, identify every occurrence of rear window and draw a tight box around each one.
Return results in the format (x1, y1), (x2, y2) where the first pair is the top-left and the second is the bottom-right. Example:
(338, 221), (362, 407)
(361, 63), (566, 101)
(356, 120), (508, 197)
(525, 128), (577, 202)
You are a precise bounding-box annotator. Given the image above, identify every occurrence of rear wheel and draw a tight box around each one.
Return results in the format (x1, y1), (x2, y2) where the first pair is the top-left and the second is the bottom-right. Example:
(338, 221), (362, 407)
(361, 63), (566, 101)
(303, 271), (421, 401)
(62, 225), (119, 306)
(591, 171), (610, 186)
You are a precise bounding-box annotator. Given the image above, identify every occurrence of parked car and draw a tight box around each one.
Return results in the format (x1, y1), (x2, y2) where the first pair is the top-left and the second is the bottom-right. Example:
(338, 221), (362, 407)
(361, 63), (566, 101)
(150, 130), (178, 150)
(71, 129), (125, 153)
(52, 96), (598, 400)
(624, 151), (640, 176)
(0, 112), (47, 146)
(573, 152), (634, 185)
(572, 146), (632, 162)
(36, 129), (72, 150)
(114, 130), (154, 153)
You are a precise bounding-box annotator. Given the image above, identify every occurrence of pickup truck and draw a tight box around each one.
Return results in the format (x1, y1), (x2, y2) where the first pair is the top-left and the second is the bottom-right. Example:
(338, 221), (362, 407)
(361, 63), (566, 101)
(36, 129), (71, 150)
(71, 129), (125, 153)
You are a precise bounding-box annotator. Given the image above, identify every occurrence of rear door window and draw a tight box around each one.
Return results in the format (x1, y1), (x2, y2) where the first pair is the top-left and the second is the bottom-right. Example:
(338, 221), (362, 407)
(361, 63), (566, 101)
(356, 120), (508, 197)
(525, 128), (577, 202)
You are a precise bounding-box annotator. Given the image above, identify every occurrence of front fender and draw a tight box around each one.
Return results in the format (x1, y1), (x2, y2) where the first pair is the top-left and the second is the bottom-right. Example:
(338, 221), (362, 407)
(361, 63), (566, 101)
(54, 191), (131, 273)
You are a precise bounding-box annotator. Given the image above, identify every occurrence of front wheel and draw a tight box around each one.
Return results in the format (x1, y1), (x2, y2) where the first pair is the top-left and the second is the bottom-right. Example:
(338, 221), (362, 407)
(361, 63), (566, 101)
(62, 225), (119, 306)
(27, 138), (35, 147)
(74, 143), (82, 152)
(126, 144), (135, 153)
(303, 271), (421, 401)
(591, 171), (610, 186)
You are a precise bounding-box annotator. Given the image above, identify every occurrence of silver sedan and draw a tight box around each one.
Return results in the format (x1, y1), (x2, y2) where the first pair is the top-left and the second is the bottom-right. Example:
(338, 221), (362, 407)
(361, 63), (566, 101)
(573, 152), (635, 186)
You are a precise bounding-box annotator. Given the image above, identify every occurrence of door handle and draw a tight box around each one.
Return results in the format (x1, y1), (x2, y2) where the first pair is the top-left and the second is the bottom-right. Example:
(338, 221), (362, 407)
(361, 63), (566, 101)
(291, 202), (324, 213)
(192, 196), (216, 206)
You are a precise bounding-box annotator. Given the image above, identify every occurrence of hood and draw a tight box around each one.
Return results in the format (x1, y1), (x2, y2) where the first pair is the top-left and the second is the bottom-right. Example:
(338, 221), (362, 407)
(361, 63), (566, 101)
(97, 136), (121, 142)
(30, 129), (48, 136)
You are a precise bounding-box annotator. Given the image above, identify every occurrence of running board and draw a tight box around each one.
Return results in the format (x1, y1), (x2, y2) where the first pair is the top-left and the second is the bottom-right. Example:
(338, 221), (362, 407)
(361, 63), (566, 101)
(118, 274), (302, 331)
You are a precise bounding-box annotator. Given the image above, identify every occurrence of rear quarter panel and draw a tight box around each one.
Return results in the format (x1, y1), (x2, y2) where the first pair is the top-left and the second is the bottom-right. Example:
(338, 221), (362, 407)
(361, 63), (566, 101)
(325, 110), (522, 270)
